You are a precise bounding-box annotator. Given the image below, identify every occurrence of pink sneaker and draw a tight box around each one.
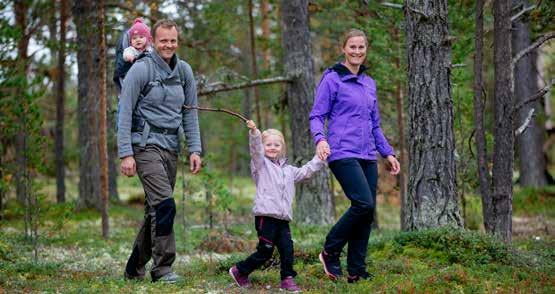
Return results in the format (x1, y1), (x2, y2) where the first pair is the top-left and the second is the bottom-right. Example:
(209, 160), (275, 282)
(280, 276), (301, 293)
(229, 266), (252, 288)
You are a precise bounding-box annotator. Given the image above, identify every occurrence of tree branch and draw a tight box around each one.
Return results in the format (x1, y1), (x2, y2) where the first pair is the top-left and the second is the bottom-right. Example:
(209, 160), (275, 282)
(513, 80), (554, 113)
(105, 2), (158, 23)
(198, 76), (292, 96)
(515, 108), (535, 136)
(512, 31), (555, 67)
(183, 105), (249, 122)
(511, 4), (536, 22)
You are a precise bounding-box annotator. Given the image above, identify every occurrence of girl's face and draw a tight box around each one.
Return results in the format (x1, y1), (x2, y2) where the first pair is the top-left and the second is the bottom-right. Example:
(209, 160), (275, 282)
(263, 135), (283, 160)
(342, 36), (367, 67)
(131, 35), (148, 50)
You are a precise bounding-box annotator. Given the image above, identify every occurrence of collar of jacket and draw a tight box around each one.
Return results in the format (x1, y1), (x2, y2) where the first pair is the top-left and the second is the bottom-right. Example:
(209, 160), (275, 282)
(151, 50), (179, 74)
(331, 62), (368, 81)
(269, 156), (288, 167)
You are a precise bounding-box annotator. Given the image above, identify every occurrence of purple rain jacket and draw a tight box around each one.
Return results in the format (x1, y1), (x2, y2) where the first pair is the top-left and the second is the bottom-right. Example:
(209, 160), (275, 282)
(310, 63), (395, 163)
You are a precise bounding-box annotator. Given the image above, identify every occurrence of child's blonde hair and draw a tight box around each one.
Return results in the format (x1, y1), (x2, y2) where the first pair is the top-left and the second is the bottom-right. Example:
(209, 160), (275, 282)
(261, 129), (287, 158)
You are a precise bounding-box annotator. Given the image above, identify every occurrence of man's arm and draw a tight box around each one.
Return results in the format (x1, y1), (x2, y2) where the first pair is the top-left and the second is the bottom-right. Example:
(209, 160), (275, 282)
(181, 61), (202, 174)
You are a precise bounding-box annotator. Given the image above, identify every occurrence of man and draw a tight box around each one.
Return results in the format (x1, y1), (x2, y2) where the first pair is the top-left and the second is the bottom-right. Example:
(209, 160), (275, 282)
(117, 19), (202, 283)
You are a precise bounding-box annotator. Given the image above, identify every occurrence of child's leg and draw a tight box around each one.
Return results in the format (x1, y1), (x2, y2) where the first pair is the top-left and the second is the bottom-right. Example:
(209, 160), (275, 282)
(276, 221), (297, 280)
(236, 216), (278, 275)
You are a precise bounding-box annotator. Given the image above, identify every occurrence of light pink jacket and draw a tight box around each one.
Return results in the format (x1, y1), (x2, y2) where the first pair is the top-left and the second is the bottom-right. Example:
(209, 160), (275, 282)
(249, 130), (326, 221)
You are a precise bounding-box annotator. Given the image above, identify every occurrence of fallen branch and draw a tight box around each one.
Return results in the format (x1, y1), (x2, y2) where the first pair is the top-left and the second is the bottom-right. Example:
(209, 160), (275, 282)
(198, 76), (292, 96)
(183, 105), (249, 123)
(515, 108), (535, 136)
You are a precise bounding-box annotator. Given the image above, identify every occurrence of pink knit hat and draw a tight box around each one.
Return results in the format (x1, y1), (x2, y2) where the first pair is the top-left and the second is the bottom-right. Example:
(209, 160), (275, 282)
(128, 18), (151, 41)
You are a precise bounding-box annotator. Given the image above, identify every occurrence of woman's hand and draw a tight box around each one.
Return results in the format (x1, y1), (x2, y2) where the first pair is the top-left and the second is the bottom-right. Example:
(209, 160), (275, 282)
(386, 155), (400, 175)
(316, 140), (330, 161)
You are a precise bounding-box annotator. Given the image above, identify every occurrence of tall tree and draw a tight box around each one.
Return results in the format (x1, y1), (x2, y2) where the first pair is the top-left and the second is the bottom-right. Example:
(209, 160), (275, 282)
(405, 0), (462, 229)
(55, 0), (69, 203)
(73, 0), (108, 216)
(473, 0), (495, 233)
(512, 0), (547, 187)
(248, 0), (262, 129)
(280, 0), (334, 225)
(492, 0), (514, 243)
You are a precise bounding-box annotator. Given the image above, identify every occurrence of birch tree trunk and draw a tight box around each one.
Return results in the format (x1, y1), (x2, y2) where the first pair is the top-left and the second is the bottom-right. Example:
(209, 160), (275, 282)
(280, 0), (334, 225)
(492, 0), (513, 243)
(405, 0), (462, 229)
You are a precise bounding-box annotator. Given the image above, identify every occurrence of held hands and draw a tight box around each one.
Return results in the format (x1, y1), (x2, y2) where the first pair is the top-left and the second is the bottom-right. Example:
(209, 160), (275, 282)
(120, 156), (136, 177)
(316, 140), (330, 161)
(385, 155), (401, 175)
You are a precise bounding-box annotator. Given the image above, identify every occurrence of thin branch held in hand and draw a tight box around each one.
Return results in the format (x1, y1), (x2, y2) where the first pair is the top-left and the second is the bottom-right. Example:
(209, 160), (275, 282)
(183, 105), (249, 123)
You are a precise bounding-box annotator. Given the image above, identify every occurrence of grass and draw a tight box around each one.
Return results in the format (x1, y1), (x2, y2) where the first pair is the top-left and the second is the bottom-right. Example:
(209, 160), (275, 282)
(0, 179), (554, 293)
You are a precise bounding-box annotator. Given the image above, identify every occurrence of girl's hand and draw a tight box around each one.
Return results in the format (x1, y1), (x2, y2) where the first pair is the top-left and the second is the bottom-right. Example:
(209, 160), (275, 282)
(386, 155), (400, 175)
(246, 120), (257, 130)
(316, 140), (330, 161)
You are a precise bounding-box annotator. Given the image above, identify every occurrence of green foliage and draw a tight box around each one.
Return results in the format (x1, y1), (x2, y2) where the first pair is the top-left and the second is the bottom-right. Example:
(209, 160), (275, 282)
(513, 186), (555, 218)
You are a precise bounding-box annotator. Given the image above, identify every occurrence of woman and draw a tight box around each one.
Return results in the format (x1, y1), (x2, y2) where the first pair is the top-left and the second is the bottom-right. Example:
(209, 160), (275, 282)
(309, 29), (400, 283)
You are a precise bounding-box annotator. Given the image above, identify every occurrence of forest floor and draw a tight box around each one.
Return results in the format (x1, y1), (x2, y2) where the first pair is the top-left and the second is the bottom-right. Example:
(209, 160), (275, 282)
(0, 176), (553, 293)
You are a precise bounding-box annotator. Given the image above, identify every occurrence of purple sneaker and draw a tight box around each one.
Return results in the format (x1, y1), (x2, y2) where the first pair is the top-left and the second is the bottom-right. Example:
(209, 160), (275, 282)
(280, 276), (301, 293)
(319, 251), (342, 281)
(229, 266), (251, 288)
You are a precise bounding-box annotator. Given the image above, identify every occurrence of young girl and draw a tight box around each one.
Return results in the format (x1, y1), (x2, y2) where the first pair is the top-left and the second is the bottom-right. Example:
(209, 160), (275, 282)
(113, 18), (153, 91)
(229, 120), (327, 292)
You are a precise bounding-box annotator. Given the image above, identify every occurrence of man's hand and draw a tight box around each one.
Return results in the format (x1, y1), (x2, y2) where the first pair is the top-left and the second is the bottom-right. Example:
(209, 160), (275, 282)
(386, 155), (401, 175)
(120, 156), (136, 177)
(316, 140), (330, 161)
(190, 153), (202, 174)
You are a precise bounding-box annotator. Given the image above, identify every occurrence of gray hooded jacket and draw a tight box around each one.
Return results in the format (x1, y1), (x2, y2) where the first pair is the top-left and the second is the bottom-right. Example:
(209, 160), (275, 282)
(117, 50), (201, 158)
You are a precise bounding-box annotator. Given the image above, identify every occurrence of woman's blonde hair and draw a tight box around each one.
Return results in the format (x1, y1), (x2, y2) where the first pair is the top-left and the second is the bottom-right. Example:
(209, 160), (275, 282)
(261, 129), (287, 158)
(342, 29), (368, 48)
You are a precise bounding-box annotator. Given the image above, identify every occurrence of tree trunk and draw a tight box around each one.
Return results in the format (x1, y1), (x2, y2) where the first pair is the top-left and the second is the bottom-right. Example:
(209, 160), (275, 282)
(15, 0), (30, 206)
(107, 76), (119, 202)
(473, 0), (495, 233)
(261, 0), (271, 68)
(73, 0), (105, 212)
(248, 0), (262, 130)
(405, 0), (462, 229)
(512, 0), (547, 187)
(55, 0), (68, 203)
(492, 0), (513, 243)
(280, 0), (334, 225)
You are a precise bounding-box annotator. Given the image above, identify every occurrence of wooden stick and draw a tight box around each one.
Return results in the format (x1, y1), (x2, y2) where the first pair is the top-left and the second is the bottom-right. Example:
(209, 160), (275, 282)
(183, 105), (249, 123)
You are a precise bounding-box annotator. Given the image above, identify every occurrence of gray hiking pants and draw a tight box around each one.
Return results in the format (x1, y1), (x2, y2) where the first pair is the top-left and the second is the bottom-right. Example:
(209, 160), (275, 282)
(125, 144), (178, 281)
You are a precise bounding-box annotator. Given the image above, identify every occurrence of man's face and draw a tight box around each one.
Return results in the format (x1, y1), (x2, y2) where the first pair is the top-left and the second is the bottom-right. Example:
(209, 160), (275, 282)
(153, 26), (178, 63)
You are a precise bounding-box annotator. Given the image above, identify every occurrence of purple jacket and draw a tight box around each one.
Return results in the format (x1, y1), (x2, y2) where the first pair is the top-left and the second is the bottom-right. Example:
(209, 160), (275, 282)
(249, 130), (326, 221)
(310, 63), (395, 162)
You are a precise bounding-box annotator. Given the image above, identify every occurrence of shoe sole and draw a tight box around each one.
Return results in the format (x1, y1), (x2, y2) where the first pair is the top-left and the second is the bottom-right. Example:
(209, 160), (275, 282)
(318, 253), (337, 281)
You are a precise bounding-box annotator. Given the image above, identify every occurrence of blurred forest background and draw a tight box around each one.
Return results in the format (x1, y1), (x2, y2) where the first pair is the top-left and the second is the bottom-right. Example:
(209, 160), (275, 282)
(0, 0), (554, 292)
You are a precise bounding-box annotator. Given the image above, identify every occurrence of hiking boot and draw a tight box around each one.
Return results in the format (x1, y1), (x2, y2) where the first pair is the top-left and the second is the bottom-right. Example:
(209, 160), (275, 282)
(154, 272), (180, 283)
(280, 276), (301, 292)
(347, 272), (373, 283)
(124, 271), (144, 281)
(229, 266), (252, 288)
(319, 250), (342, 281)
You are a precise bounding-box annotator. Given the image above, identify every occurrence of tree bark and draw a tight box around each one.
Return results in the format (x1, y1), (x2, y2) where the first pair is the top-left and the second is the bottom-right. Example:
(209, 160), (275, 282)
(248, 0), (262, 129)
(473, 0), (495, 233)
(55, 0), (68, 203)
(492, 0), (513, 243)
(512, 0), (547, 187)
(280, 0), (334, 225)
(405, 0), (462, 229)
(73, 0), (105, 212)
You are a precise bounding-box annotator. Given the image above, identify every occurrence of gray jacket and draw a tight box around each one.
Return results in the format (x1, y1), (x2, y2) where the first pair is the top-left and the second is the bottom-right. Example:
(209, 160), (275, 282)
(117, 50), (201, 158)
(249, 130), (326, 221)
